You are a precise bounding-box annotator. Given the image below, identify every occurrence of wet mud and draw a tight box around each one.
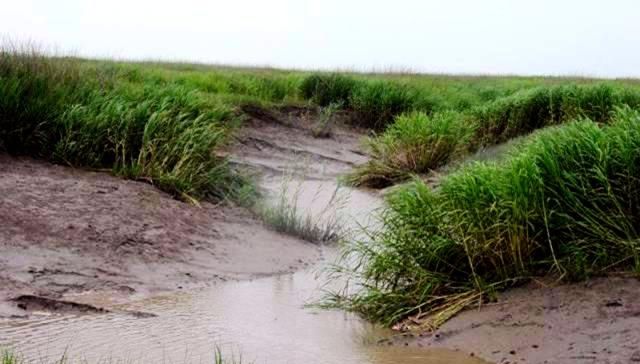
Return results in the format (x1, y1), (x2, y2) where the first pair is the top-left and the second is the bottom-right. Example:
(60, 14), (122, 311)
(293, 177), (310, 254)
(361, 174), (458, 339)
(3, 108), (639, 363)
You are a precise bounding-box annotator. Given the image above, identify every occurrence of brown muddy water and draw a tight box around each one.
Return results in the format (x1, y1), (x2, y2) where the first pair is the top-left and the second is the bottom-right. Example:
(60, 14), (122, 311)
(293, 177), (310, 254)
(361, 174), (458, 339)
(0, 179), (487, 363)
(0, 256), (487, 364)
(0, 257), (487, 364)
(0, 112), (492, 364)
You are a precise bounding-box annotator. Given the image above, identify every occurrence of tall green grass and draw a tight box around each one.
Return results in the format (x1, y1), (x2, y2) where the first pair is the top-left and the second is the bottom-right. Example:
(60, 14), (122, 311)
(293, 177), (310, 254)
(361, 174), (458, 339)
(347, 83), (640, 187)
(0, 47), (255, 201)
(298, 72), (640, 130)
(330, 108), (640, 328)
(299, 73), (438, 129)
(472, 83), (640, 145)
(347, 111), (473, 187)
(300, 73), (357, 107)
(0, 48), (89, 155)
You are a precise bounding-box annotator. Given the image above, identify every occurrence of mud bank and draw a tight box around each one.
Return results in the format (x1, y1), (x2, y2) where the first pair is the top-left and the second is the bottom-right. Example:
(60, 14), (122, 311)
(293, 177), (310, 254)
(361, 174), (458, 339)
(0, 107), (371, 319)
(4, 107), (639, 364)
(0, 153), (321, 318)
(233, 106), (368, 180)
(383, 277), (640, 364)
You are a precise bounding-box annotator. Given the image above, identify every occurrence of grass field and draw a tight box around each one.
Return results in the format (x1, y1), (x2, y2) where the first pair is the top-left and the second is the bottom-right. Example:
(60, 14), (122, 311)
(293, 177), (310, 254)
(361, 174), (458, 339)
(4, 44), (640, 331)
(330, 108), (640, 328)
(5, 47), (639, 199)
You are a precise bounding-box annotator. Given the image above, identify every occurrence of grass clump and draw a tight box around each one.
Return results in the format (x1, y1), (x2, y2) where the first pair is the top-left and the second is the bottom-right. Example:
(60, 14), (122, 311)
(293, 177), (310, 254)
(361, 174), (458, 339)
(349, 80), (417, 129)
(0, 46), (252, 202)
(55, 84), (245, 200)
(214, 346), (251, 364)
(311, 102), (342, 138)
(256, 178), (343, 243)
(300, 73), (358, 107)
(330, 107), (640, 329)
(1, 350), (21, 364)
(300, 73), (421, 129)
(0, 47), (88, 155)
(347, 111), (473, 187)
(472, 83), (640, 146)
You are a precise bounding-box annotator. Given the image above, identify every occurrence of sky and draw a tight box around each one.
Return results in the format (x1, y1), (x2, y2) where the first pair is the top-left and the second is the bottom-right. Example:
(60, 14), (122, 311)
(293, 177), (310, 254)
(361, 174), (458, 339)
(2, 0), (639, 78)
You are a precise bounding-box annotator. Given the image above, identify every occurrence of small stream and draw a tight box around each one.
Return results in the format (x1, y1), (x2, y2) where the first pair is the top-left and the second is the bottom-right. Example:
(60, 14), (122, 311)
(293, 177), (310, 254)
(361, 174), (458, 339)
(0, 256), (484, 364)
(0, 179), (487, 364)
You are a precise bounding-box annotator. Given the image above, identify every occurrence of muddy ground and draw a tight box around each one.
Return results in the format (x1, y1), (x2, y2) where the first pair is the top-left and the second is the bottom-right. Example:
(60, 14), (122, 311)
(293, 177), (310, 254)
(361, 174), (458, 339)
(0, 154), (323, 317)
(232, 106), (368, 180)
(2, 108), (640, 364)
(0, 108), (365, 318)
(374, 277), (640, 364)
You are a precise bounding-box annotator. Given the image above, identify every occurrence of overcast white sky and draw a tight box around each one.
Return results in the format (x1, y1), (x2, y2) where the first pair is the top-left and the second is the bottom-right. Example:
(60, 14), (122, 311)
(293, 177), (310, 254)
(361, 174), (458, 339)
(2, 0), (639, 77)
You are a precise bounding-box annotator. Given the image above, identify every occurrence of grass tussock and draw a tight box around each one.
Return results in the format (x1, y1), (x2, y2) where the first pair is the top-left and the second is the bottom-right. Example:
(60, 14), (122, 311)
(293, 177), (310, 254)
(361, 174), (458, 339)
(348, 83), (640, 187)
(256, 178), (344, 243)
(347, 111), (473, 187)
(1, 350), (20, 364)
(330, 107), (640, 329)
(299, 73), (430, 129)
(311, 102), (342, 138)
(0, 45), (251, 201)
(300, 73), (357, 107)
(472, 83), (640, 145)
(214, 346), (251, 364)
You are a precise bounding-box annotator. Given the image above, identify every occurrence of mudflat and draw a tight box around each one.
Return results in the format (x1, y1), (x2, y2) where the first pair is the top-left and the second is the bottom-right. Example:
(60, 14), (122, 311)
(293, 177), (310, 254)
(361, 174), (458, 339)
(0, 153), (320, 317)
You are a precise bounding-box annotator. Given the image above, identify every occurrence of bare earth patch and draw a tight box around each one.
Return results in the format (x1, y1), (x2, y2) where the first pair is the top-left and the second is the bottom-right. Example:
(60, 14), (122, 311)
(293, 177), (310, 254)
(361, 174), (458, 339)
(0, 154), (321, 317)
(377, 277), (640, 364)
(4, 108), (639, 364)
(232, 106), (368, 181)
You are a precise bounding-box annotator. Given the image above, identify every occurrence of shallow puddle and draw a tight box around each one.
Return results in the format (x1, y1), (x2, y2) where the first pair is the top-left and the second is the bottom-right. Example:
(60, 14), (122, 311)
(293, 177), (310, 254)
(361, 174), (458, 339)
(0, 180), (488, 363)
(0, 257), (488, 364)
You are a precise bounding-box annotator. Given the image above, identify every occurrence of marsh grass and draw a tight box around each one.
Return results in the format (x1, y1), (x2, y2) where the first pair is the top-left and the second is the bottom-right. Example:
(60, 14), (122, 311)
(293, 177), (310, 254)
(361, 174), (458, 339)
(347, 111), (473, 187)
(311, 102), (342, 138)
(0, 347), (247, 364)
(0, 45), (256, 202)
(330, 107), (640, 329)
(5, 47), (639, 201)
(1, 350), (20, 364)
(300, 73), (357, 107)
(255, 172), (346, 243)
(0, 349), (70, 364)
(348, 83), (640, 188)
(471, 83), (640, 146)
(214, 346), (251, 364)
(0, 45), (88, 155)
(300, 73), (432, 129)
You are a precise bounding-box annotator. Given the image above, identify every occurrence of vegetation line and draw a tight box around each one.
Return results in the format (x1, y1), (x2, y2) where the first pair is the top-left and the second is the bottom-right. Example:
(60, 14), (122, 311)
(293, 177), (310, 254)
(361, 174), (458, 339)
(329, 108), (640, 329)
(4, 42), (640, 333)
